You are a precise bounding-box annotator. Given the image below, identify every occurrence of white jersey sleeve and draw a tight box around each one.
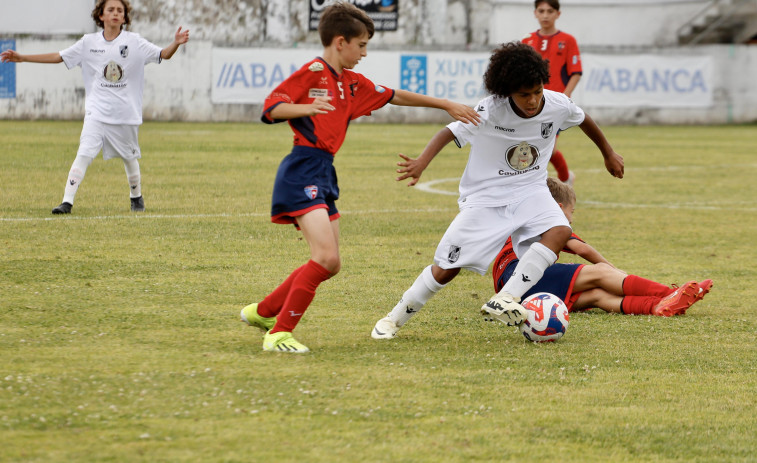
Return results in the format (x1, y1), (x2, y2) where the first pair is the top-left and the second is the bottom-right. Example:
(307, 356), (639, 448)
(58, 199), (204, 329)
(60, 37), (85, 70)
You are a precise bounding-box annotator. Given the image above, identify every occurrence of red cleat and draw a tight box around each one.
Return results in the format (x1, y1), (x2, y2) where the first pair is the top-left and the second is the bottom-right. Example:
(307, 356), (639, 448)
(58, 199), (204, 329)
(652, 280), (699, 316)
(695, 279), (713, 301)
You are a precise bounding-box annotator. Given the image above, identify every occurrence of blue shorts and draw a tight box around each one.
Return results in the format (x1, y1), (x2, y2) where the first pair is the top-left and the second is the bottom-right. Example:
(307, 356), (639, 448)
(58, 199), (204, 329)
(496, 260), (584, 311)
(271, 146), (340, 225)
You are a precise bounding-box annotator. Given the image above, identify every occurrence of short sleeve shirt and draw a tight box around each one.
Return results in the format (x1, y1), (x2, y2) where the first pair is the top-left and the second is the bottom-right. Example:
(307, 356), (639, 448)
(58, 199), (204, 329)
(446, 90), (584, 208)
(522, 31), (582, 93)
(261, 57), (395, 155)
(60, 31), (162, 125)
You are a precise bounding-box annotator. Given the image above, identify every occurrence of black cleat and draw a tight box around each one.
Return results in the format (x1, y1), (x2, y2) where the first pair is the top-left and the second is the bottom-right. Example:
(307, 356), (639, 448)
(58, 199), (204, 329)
(130, 196), (145, 212)
(52, 202), (73, 214)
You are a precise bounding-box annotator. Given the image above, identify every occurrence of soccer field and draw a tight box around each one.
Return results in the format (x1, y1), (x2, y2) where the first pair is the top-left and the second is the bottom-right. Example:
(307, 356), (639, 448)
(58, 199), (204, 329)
(1, 120), (755, 462)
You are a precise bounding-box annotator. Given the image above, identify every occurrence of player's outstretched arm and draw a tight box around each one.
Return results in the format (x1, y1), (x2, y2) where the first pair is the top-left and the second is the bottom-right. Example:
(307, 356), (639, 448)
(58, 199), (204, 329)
(579, 113), (624, 179)
(396, 128), (455, 186)
(268, 96), (335, 120)
(160, 27), (190, 60)
(565, 239), (614, 266)
(390, 89), (480, 125)
(0, 50), (62, 64)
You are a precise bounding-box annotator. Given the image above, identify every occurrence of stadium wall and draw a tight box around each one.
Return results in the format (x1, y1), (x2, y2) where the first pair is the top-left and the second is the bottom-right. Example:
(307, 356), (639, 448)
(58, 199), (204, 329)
(1, 39), (756, 125)
(1, 0), (756, 124)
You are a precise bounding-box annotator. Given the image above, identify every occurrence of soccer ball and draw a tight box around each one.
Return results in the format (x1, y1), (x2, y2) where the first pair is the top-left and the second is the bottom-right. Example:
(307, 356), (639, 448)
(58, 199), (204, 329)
(519, 292), (570, 342)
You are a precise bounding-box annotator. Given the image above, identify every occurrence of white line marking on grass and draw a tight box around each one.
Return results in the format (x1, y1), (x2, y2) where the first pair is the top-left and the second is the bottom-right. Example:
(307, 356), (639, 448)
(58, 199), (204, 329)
(0, 208), (458, 223)
(412, 175), (757, 212)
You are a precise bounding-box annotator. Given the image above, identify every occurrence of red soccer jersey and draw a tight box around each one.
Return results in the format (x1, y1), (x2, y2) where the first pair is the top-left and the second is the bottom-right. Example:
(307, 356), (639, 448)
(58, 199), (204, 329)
(261, 57), (395, 155)
(522, 30), (582, 93)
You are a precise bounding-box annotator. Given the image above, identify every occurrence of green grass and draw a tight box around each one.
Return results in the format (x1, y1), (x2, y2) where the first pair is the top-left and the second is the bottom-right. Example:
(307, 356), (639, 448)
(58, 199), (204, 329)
(1, 120), (755, 462)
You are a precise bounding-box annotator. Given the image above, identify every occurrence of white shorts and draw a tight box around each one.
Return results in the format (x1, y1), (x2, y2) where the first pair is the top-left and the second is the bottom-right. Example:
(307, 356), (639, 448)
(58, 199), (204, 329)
(77, 118), (141, 161)
(433, 188), (570, 274)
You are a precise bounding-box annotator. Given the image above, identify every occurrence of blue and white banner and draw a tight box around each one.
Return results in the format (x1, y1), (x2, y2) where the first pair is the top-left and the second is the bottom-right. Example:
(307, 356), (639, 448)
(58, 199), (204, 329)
(0, 39), (16, 99)
(211, 47), (489, 105)
(581, 54), (713, 108)
(211, 48), (713, 108)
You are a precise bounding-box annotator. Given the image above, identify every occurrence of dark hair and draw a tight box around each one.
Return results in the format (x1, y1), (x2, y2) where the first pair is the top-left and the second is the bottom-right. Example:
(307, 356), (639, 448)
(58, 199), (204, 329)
(318, 2), (375, 47)
(92, 0), (132, 29)
(483, 42), (551, 98)
(535, 0), (560, 10)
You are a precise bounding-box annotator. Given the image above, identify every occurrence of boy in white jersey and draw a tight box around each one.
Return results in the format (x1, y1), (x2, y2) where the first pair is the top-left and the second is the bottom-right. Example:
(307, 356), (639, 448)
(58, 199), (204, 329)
(372, 42), (624, 340)
(0, 0), (189, 214)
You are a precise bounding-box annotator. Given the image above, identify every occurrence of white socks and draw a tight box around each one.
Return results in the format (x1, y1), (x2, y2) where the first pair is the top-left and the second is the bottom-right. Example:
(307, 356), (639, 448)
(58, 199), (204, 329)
(124, 158), (142, 198)
(62, 155), (93, 205)
(501, 242), (557, 299)
(388, 265), (445, 326)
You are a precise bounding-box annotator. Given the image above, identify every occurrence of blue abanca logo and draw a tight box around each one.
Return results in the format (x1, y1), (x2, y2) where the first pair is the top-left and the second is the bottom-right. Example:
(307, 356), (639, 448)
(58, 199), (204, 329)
(400, 55), (427, 94)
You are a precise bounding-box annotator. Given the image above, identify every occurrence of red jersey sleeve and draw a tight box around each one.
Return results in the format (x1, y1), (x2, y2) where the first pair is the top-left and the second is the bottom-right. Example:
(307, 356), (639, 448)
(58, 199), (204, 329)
(260, 58), (394, 155)
(562, 232), (584, 255)
(562, 33), (582, 79)
(261, 62), (314, 124)
(347, 71), (394, 120)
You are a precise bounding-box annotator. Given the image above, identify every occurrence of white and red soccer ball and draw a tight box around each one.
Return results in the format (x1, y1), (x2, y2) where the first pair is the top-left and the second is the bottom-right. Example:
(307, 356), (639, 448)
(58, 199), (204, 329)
(519, 292), (570, 342)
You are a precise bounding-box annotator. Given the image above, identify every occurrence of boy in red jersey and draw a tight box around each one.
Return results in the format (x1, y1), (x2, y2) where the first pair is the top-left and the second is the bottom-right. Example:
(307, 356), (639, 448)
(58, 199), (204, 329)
(240, 2), (480, 353)
(522, 0), (581, 185)
(492, 178), (713, 316)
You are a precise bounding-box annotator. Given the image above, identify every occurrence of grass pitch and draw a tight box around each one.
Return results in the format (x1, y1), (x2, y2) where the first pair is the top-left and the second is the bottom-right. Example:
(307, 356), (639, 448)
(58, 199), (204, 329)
(1, 120), (756, 462)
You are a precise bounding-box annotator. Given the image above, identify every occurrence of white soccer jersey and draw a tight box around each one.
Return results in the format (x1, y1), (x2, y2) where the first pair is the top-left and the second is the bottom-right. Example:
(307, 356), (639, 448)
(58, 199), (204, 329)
(60, 31), (163, 125)
(447, 90), (584, 208)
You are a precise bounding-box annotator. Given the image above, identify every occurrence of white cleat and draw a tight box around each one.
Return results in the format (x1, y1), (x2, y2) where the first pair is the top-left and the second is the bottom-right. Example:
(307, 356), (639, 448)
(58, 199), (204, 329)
(371, 316), (400, 339)
(481, 292), (527, 326)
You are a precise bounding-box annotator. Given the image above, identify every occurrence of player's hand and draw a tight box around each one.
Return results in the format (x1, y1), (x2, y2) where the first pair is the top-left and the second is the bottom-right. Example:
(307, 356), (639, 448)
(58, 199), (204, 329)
(306, 96), (335, 116)
(174, 27), (189, 45)
(445, 102), (480, 126)
(605, 151), (624, 178)
(0, 50), (21, 63)
(396, 153), (428, 186)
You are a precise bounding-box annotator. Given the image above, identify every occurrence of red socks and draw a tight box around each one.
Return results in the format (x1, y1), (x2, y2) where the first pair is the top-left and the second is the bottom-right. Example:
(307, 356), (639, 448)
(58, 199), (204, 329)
(257, 264), (306, 317)
(264, 260), (332, 334)
(622, 275), (673, 298)
(550, 150), (570, 182)
(620, 296), (660, 315)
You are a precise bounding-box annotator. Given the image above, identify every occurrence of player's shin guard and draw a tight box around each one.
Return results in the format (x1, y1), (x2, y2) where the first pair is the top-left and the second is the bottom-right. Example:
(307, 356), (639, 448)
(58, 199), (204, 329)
(257, 264), (306, 317)
(270, 260), (331, 333)
(622, 275), (674, 298)
(620, 296), (658, 315)
(388, 265), (445, 327)
(501, 242), (556, 299)
(62, 156), (93, 204)
(124, 158), (142, 198)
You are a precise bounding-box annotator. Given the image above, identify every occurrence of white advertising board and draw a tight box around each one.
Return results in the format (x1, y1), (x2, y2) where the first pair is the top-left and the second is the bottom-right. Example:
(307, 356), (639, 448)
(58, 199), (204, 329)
(211, 48), (713, 108)
(581, 54), (713, 108)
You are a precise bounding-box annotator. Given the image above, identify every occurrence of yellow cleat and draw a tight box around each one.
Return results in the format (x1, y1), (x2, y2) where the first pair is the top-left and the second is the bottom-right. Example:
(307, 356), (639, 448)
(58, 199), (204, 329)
(262, 331), (310, 353)
(240, 303), (276, 331)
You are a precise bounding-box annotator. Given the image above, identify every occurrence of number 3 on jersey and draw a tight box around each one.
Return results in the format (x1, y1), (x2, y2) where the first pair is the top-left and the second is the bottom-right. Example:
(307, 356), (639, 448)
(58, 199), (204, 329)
(540, 39), (548, 51)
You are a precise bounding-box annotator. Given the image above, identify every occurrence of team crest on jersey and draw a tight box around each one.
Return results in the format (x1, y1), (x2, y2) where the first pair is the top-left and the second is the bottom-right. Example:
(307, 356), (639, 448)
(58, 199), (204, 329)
(304, 185), (318, 200)
(120, 45), (129, 58)
(103, 61), (123, 82)
(309, 62), (324, 72)
(506, 141), (539, 171)
(541, 122), (554, 139)
(448, 245), (461, 264)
